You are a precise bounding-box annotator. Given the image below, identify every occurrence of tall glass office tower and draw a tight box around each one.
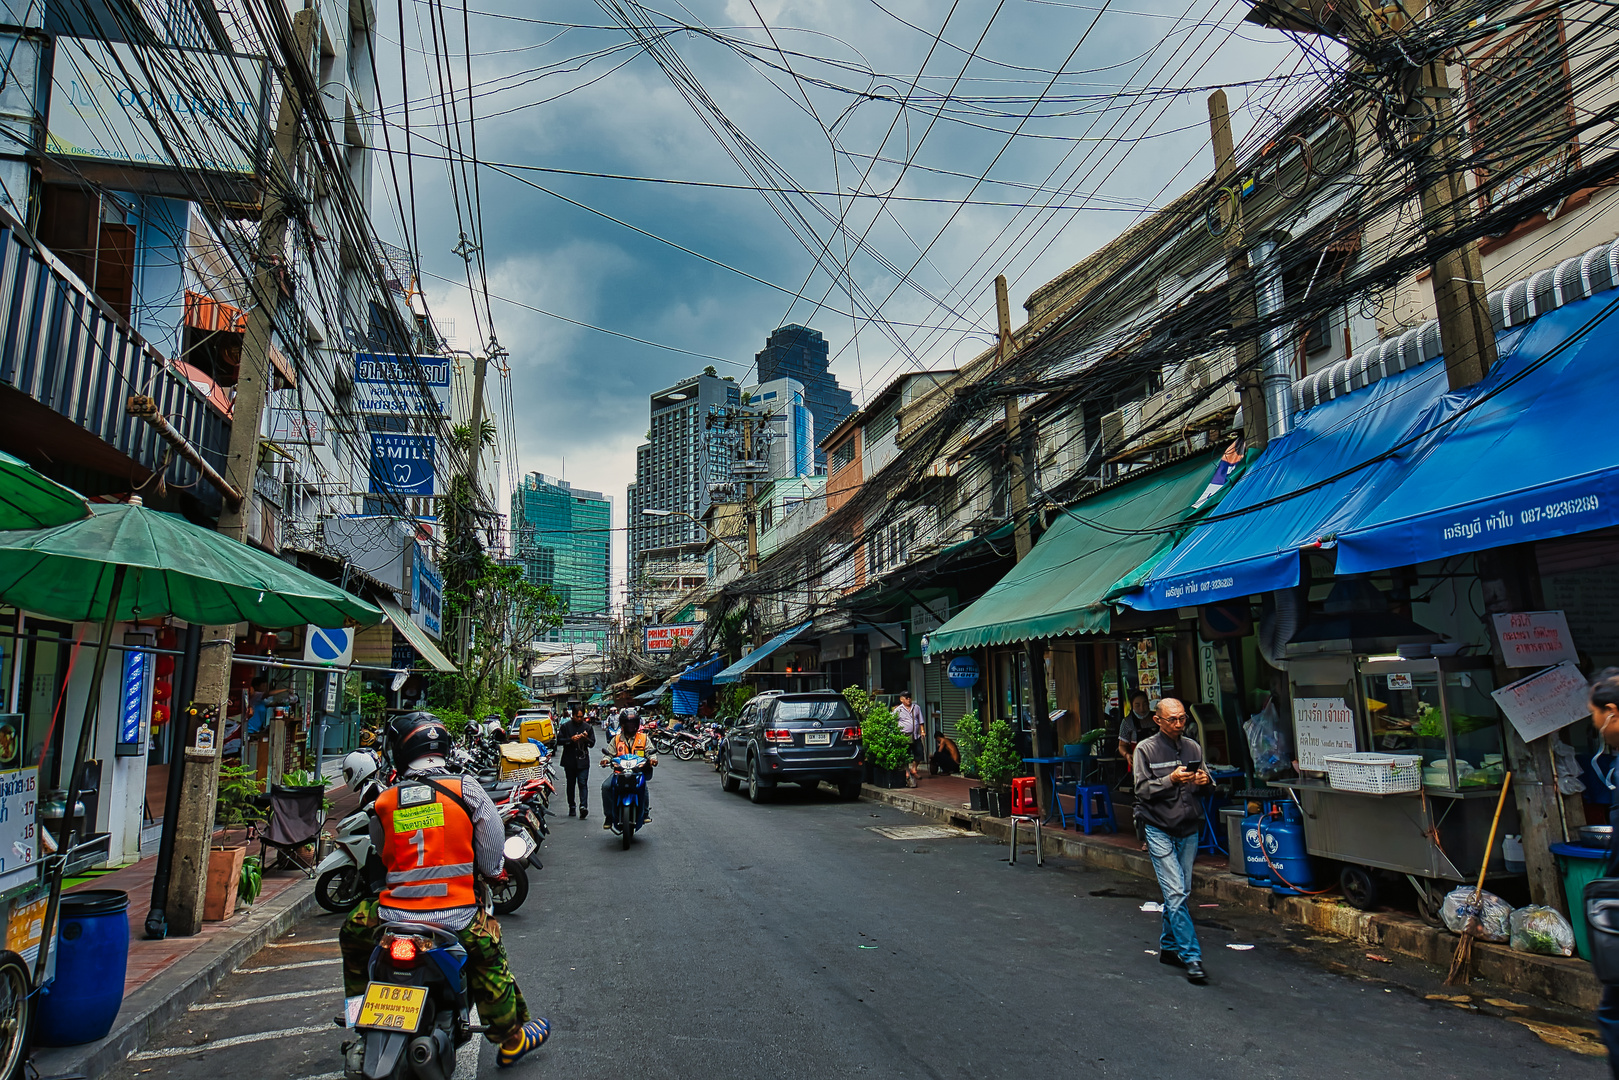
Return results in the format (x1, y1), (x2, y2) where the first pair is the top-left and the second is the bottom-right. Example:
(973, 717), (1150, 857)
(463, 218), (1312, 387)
(753, 325), (852, 472)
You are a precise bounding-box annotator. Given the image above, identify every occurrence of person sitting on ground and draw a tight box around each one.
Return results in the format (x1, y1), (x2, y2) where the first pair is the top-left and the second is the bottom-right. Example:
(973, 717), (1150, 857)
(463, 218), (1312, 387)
(930, 725), (961, 776)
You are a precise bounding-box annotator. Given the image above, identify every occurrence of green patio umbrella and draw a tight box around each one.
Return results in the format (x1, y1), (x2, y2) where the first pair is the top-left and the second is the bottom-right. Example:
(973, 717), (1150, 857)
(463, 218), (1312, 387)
(0, 497), (382, 973)
(0, 451), (89, 530)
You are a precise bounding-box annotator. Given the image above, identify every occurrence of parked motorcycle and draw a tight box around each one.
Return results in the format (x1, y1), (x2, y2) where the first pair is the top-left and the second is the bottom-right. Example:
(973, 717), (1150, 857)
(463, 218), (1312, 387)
(605, 754), (649, 849)
(315, 803), (374, 913)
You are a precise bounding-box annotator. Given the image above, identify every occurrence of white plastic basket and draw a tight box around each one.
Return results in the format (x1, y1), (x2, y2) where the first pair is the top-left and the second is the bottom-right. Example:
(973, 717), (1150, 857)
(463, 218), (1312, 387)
(1322, 752), (1423, 794)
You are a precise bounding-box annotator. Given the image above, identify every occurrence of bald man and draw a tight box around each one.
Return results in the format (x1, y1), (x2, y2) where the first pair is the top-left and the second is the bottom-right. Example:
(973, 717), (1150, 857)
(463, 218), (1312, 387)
(1133, 697), (1211, 984)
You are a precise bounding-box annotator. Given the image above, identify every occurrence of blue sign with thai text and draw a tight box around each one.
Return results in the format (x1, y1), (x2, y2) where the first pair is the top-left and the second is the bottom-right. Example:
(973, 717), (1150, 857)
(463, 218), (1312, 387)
(369, 433), (436, 497)
(118, 648), (147, 750)
(414, 554), (443, 638)
(947, 655), (979, 688)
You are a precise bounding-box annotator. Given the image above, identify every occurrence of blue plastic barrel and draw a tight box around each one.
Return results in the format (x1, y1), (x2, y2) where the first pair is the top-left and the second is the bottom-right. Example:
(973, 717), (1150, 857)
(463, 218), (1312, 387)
(36, 890), (129, 1046)
(1261, 802), (1316, 896)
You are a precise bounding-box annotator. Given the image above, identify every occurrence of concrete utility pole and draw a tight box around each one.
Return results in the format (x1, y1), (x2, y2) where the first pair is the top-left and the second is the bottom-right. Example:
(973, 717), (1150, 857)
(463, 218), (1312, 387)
(457, 351), (490, 663)
(1208, 90), (1268, 449)
(995, 275), (1032, 562)
(168, 6), (317, 936)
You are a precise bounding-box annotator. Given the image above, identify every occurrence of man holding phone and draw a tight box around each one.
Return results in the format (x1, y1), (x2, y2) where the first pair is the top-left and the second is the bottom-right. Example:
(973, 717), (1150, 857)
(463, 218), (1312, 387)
(1133, 697), (1211, 984)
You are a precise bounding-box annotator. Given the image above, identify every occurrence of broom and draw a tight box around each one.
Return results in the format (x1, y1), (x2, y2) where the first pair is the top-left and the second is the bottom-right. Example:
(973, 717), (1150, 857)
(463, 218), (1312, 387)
(1444, 772), (1513, 986)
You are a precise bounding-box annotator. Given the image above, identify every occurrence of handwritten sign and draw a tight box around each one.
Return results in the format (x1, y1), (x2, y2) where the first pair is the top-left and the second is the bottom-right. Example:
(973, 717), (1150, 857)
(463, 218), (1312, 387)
(1491, 660), (1589, 741)
(0, 770), (38, 894)
(1293, 697), (1359, 772)
(1492, 610), (1577, 667)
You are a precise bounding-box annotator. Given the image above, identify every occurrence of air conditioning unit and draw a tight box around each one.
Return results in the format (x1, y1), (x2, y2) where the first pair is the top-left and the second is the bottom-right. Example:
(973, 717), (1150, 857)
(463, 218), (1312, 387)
(1100, 402), (1141, 452)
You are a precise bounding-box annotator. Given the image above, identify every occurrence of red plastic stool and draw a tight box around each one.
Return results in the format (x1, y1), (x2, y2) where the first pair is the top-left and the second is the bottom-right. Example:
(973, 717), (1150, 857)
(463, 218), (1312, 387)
(1010, 776), (1039, 816)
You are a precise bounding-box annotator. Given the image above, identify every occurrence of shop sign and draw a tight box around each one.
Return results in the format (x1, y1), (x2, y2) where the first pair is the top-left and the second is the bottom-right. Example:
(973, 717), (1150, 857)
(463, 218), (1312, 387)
(116, 648), (148, 756)
(644, 623), (698, 653)
(324, 673), (340, 713)
(303, 627), (354, 667)
(268, 390), (325, 444)
(1292, 696), (1357, 772)
(369, 433), (436, 498)
(1491, 660), (1590, 742)
(353, 354), (452, 416)
(1491, 610), (1577, 667)
(414, 557), (443, 639)
(1136, 637), (1161, 702)
(947, 656), (979, 688)
(0, 769), (38, 895)
(5, 893), (45, 964)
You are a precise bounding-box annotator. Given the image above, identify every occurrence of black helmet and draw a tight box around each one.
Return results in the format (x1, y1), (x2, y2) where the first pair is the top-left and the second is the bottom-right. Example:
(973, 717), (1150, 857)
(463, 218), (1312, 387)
(387, 711), (452, 766)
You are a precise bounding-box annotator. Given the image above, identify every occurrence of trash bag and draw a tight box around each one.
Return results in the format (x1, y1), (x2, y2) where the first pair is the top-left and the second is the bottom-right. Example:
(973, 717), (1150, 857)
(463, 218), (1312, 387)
(1440, 886), (1513, 943)
(1509, 905), (1575, 956)
(1244, 698), (1292, 781)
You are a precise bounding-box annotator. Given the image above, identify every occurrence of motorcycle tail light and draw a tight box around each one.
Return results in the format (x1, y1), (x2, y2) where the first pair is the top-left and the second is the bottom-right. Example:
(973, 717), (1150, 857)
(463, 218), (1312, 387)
(765, 729), (793, 744)
(843, 727), (862, 741)
(386, 936), (421, 966)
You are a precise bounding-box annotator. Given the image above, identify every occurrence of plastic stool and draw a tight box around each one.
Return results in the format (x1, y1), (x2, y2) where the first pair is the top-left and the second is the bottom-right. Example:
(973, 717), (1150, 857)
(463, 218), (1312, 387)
(1010, 815), (1044, 867)
(1073, 784), (1116, 835)
(1010, 776), (1039, 817)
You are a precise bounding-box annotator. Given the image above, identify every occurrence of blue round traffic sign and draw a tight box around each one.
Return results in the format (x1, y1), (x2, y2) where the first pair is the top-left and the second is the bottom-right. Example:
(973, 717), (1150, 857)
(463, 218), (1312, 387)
(309, 627), (351, 662)
(947, 655), (979, 688)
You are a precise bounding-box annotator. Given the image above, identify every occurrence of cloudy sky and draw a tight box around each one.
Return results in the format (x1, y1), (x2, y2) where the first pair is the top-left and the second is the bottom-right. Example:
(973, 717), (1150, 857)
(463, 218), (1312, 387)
(371, 0), (1328, 600)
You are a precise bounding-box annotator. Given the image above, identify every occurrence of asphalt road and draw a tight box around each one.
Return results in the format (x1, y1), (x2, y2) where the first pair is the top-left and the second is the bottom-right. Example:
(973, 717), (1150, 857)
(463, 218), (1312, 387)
(108, 753), (1608, 1079)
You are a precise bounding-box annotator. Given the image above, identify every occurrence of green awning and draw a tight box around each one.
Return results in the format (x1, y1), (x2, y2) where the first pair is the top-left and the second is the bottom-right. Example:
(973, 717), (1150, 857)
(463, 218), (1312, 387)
(380, 597), (457, 672)
(926, 454), (1222, 653)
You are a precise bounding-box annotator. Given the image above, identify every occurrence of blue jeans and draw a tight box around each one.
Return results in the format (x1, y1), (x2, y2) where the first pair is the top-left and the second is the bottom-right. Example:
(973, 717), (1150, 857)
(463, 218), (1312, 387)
(1144, 824), (1201, 963)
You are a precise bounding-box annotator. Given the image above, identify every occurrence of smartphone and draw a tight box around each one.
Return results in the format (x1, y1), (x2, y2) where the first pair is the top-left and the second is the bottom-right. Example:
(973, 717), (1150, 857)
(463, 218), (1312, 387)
(1182, 759), (1203, 772)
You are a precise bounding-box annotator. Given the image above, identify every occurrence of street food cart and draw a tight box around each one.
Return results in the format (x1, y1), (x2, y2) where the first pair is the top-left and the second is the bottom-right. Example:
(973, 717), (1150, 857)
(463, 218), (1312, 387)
(1276, 648), (1520, 919)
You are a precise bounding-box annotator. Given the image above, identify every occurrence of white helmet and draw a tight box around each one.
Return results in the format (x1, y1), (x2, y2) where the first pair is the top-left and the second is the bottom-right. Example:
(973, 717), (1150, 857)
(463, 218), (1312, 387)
(341, 749), (381, 792)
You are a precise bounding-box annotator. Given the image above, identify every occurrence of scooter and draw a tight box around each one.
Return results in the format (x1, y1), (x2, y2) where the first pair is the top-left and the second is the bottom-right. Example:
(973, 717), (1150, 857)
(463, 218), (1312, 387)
(315, 775), (386, 913)
(605, 754), (649, 849)
(342, 918), (475, 1080)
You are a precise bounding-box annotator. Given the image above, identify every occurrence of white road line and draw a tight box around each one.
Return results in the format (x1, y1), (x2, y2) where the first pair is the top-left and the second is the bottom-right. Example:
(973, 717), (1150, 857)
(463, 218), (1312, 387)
(237, 959), (339, 975)
(128, 1024), (333, 1060)
(265, 937), (339, 949)
(190, 990), (333, 1012)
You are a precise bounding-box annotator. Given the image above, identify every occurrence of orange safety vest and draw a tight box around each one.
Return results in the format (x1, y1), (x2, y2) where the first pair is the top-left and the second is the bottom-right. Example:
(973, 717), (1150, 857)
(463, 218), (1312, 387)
(612, 732), (649, 756)
(373, 776), (478, 911)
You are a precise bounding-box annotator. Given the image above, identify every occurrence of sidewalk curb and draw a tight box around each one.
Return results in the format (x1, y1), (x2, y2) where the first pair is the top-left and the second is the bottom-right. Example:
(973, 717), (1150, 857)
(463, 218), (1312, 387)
(31, 880), (321, 1080)
(860, 783), (1602, 1012)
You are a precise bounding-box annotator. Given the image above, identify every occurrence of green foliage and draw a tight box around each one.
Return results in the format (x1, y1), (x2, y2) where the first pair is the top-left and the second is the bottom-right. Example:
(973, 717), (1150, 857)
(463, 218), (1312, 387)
(841, 685), (872, 716)
(434, 709), (473, 738)
(216, 764), (263, 828)
(717, 607), (749, 662)
(280, 769), (318, 788)
(977, 717), (1022, 790)
(716, 683), (755, 719)
(954, 710), (985, 779)
(862, 701), (911, 772)
(359, 691), (387, 723)
(495, 679), (528, 720)
(446, 558), (564, 715)
(238, 855), (263, 905)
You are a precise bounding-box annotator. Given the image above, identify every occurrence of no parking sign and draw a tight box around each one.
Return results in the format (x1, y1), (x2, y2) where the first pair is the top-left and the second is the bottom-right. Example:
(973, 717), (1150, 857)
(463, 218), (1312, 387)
(303, 626), (354, 667)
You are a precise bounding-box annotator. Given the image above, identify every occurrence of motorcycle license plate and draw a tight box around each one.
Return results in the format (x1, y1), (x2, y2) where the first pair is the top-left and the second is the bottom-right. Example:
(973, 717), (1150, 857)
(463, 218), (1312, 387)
(356, 983), (428, 1031)
(804, 732), (832, 746)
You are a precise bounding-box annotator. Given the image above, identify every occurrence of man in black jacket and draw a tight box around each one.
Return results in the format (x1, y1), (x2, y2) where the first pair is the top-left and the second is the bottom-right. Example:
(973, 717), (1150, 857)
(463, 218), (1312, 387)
(1133, 697), (1211, 983)
(558, 708), (596, 819)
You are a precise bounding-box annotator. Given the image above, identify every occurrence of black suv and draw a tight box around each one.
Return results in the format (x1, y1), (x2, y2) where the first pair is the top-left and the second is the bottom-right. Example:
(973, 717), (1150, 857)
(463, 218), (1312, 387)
(720, 692), (864, 802)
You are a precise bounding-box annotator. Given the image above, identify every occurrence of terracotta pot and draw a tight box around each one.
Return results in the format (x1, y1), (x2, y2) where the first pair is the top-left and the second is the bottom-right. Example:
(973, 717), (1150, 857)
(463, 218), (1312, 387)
(204, 845), (247, 922)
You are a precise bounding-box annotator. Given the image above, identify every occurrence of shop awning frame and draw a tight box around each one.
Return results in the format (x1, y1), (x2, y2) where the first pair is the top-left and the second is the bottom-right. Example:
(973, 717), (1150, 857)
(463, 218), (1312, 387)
(712, 620), (813, 684)
(379, 597), (456, 673)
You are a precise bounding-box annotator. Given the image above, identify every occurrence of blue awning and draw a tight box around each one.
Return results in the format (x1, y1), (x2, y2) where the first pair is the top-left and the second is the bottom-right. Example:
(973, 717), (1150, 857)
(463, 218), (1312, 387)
(712, 620), (813, 685)
(1336, 291), (1619, 572)
(672, 655), (723, 716)
(674, 655), (725, 683)
(1125, 362), (1443, 610)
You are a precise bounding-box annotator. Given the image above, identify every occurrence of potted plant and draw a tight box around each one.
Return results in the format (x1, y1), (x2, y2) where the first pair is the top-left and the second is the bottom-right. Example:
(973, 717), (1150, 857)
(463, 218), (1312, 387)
(977, 717), (1021, 817)
(861, 700), (911, 787)
(954, 711), (988, 810)
(205, 843), (247, 921)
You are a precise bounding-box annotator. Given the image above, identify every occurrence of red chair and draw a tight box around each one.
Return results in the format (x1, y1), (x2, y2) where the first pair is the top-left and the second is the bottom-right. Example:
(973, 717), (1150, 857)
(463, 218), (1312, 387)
(1010, 776), (1039, 817)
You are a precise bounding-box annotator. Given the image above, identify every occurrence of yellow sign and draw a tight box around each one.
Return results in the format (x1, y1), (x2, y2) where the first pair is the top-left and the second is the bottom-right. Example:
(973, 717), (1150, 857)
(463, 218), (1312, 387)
(392, 803), (444, 832)
(357, 983), (428, 1031)
(6, 896), (45, 959)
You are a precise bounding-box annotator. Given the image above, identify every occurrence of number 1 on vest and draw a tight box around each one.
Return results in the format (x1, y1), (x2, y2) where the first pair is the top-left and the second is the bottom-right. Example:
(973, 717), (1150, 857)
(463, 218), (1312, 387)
(409, 828), (426, 868)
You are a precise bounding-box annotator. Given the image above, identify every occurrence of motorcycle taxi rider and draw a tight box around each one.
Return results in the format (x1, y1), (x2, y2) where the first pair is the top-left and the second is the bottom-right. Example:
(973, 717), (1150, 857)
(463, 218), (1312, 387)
(600, 708), (657, 830)
(339, 712), (550, 1069)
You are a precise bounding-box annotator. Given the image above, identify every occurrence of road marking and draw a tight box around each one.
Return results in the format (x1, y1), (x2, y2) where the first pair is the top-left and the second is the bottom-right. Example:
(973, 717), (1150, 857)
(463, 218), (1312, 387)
(237, 959), (339, 975)
(265, 937), (338, 948)
(128, 1024), (332, 1060)
(190, 990), (332, 1011)
(868, 825), (971, 840)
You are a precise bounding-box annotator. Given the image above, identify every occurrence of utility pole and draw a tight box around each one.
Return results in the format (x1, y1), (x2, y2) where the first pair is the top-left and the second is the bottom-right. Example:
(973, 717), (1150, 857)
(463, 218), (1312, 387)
(1208, 90), (1268, 448)
(456, 351), (490, 663)
(167, 6), (317, 937)
(995, 275), (1032, 562)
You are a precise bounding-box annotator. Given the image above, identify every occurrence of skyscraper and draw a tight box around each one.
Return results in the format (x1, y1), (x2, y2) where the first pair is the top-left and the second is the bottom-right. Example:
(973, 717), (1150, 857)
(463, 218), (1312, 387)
(746, 377), (814, 480)
(512, 473), (612, 646)
(753, 325), (852, 472)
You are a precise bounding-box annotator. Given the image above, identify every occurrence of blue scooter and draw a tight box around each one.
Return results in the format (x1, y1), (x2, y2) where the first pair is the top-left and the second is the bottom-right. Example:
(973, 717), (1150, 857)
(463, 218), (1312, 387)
(607, 754), (649, 849)
(344, 920), (473, 1079)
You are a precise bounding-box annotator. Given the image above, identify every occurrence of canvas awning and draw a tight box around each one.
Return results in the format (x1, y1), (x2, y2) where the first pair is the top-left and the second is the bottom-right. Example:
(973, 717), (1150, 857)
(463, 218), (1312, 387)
(713, 620), (813, 684)
(379, 597), (456, 672)
(927, 454), (1227, 653)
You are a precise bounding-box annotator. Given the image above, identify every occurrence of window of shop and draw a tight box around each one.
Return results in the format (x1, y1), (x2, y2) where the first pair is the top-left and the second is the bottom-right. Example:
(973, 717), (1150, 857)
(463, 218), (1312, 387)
(18, 617), (70, 789)
(1465, 12), (1576, 209)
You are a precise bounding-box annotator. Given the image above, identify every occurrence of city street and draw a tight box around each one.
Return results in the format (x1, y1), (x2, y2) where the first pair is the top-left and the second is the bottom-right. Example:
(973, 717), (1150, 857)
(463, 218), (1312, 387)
(110, 758), (1606, 1079)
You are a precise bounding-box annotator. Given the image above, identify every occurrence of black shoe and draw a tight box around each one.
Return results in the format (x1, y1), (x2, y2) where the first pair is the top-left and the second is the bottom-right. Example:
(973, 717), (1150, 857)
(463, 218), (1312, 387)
(1159, 950), (1184, 968)
(567, 807), (576, 817)
(579, 811), (588, 820)
(1184, 961), (1207, 984)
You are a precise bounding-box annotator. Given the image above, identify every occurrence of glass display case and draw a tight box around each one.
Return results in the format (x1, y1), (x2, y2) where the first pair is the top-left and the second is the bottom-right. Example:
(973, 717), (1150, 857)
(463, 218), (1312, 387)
(1357, 656), (1501, 793)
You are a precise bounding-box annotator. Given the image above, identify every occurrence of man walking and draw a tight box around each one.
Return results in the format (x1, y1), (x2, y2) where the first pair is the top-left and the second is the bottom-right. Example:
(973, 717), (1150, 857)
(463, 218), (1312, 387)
(896, 691), (924, 788)
(1133, 697), (1211, 983)
(558, 707), (596, 819)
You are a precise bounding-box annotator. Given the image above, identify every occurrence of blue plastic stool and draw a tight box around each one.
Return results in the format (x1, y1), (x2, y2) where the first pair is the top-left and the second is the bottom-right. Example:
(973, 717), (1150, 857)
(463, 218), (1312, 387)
(1073, 784), (1116, 835)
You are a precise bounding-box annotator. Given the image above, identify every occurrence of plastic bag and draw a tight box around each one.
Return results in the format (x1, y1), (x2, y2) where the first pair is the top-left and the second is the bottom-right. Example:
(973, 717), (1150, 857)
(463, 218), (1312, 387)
(1509, 904), (1575, 956)
(1553, 740), (1587, 796)
(1440, 886), (1513, 943)
(1244, 698), (1292, 780)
